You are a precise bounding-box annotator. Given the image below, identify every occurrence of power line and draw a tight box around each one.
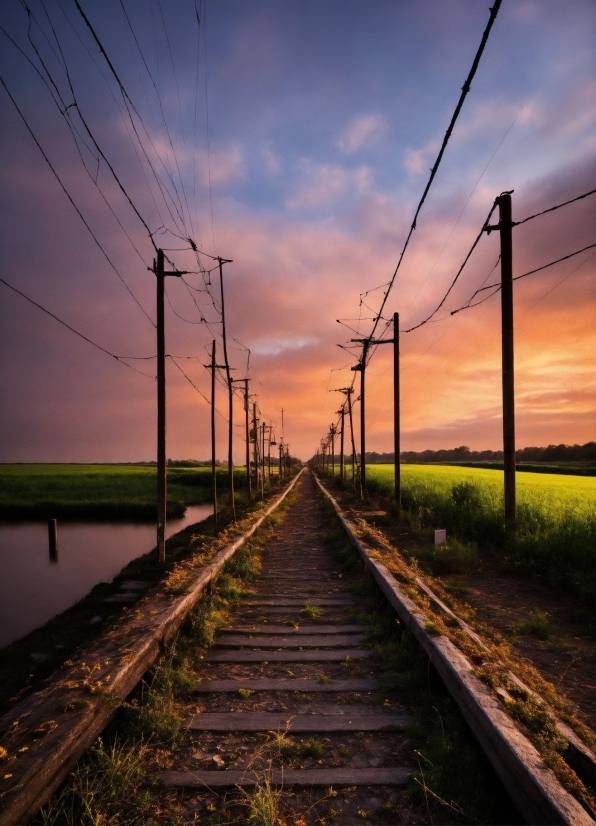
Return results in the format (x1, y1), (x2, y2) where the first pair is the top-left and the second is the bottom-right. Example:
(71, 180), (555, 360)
(363, 0), (503, 347)
(514, 189), (596, 227)
(0, 276), (155, 378)
(401, 198), (499, 333)
(450, 242), (596, 316)
(0, 73), (155, 327)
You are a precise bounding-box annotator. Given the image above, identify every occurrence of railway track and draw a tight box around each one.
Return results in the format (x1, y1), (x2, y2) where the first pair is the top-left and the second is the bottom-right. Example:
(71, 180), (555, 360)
(159, 470), (518, 824)
(6, 469), (592, 824)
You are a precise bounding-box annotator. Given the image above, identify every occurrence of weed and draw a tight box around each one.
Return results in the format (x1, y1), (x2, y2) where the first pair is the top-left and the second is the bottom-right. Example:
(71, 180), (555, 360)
(507, 696), (565, 750)
(319, 674), (331, 684)
(513, 609), (551, 640)
(238, 688), (255, 699)
(300, 605), (321, 619)
(273, 732), (324, 765)
(339, 746), (352, 758)
(39, 737), (150, 825)
(244, 777), (281, 826)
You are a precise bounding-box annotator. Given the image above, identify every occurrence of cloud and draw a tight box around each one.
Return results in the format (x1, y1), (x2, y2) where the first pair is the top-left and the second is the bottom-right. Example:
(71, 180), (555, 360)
(287, 159), (373, 208)
(198, 144), (245, 186)
(336, 114), (388, 155)
(403, 138), (439, 175)
(261, 143), (281, 174)
(249, 336), (318, 356)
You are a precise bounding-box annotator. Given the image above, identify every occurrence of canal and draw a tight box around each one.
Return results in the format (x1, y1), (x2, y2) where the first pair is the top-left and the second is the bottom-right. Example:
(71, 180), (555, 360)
(0, 505), (213, 648)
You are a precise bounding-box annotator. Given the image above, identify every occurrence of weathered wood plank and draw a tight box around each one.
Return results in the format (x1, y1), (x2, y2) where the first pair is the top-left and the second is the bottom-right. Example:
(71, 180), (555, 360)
(207, 648), (369, 663)
(185, 710), (413, 732)
(196, 678), (378, 693)
(161, 767), (411, 787)
(244, 596), (355, 606)
(214, 634), (365, 648)
(224, 624), (368, 634)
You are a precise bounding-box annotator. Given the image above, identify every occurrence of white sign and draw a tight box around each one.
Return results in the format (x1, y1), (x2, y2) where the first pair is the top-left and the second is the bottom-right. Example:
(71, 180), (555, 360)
(434, 529), (447, 546)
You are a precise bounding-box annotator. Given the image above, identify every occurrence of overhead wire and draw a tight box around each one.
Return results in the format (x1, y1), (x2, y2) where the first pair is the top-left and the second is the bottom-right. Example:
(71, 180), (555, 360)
(514, 189), (596, 227)
(0, 276), (155, 378)
(0, 74), (156, 327)
(362, 0), (503, 349)
(450, 243), (596, 316)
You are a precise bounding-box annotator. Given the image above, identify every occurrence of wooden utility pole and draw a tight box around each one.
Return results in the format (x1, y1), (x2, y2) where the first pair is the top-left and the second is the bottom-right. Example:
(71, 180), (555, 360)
(210, 340), (218, 530)
(346, 390), (357, 494)
(279, 441), (284, 481)
(350, 340), (369, 496)
(330, 424), (337, 479)
(499, 192), (516, 526)
(261, 421), (266, 497)
(155, 248), (186, 564)
(218, 257), (236, 521)
(231, 378), (251, 501)
(252, 402), (259, 494)
(393, 312), (400, 509)
(338, 406), (345, 487)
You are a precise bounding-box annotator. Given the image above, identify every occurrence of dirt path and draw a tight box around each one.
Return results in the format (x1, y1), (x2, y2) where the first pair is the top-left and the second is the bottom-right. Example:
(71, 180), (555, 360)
(161, 471), (429, 823)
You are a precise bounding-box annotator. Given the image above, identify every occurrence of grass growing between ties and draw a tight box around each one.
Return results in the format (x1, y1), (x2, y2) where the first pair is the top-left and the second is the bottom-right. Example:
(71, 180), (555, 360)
(36, 476), (301, 826)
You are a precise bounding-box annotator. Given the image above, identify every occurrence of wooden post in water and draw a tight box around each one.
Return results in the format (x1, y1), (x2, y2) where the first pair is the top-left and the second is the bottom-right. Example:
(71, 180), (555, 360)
(48, 519), (58, 562)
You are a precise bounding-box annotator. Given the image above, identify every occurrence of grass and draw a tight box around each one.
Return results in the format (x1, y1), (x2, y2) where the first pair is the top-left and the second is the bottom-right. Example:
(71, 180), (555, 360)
(364, 463), (595, 602)
(0, 463), (255, 520)
(272, 731), (324, 765)
(299, 605), (321, 619)
(513, 609), (551, 640)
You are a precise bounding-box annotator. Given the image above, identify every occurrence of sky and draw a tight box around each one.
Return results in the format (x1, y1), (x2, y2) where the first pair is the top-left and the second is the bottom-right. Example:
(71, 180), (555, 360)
(0, 0), (594, 463)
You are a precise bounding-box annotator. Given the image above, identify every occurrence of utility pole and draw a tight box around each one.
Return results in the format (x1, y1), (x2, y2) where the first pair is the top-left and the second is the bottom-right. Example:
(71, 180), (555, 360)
(279, 440), (284, 481)
(252, 402), (259, 494)
(393, 312), (400, 510)
(499, 193), (516, 526)
(486, 192), (516, 528)
(218, 257), (235, 521)
(267, 424), (272, 480)
(154, 248), (187, 564)
(231, 378), (251, 501)
(210, 341), (217, 530)
(261, 420), (266, 497)
(330, 424), (337, 479)
(338, 406), (345, 487)
(336, 387), (357, 494)
(351, 340), (369, 495)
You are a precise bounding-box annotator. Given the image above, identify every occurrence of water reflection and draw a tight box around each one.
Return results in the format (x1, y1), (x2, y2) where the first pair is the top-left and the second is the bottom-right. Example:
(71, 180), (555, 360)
(0, 505), (212, 648)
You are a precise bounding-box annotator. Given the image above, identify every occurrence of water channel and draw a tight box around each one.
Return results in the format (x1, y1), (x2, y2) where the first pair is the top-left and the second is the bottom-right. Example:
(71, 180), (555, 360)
(0, 504), (213, 648)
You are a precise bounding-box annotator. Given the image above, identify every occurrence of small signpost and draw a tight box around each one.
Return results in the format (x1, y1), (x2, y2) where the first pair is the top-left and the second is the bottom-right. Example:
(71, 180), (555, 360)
(434, 529), (447, 546)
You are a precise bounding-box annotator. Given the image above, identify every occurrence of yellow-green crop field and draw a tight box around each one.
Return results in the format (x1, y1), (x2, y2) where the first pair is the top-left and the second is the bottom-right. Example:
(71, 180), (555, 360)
(364, 464), (595, 602)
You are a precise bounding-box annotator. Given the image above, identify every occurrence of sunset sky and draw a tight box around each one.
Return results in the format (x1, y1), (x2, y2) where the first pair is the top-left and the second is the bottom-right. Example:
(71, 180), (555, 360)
(0, 0), (594, 462)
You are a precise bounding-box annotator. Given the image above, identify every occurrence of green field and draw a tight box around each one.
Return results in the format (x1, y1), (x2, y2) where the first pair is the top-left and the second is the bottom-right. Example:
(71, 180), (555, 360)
(363, 464), (595, 601)
(0, 464), (242, 521)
